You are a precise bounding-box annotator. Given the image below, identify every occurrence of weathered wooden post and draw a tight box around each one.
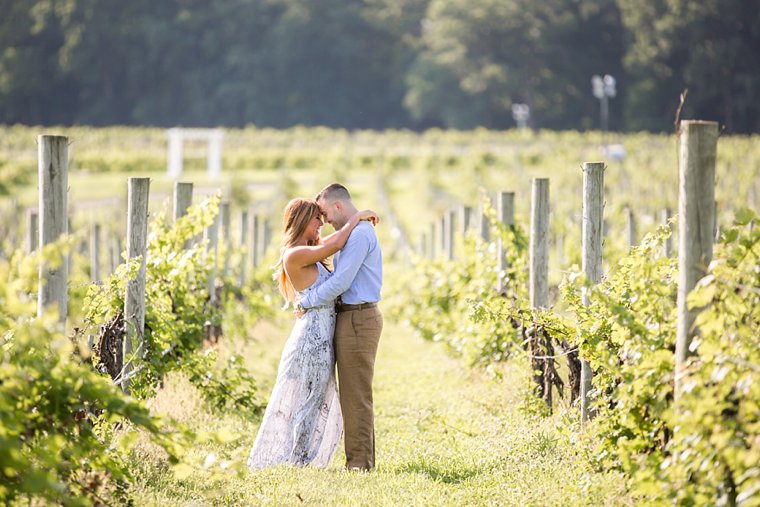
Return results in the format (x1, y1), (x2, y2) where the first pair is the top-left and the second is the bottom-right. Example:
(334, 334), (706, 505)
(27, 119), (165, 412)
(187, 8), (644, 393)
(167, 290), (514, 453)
(625, 206), (637, 248)
(205, 209), (220, 304)
(461, 206), (473, 235)
(173, 182), (193, 221)
(497, 191), (515, 293)
(439, 215), (446, 254)
(530, 179), (551, 408)
(123, 177), (150, 393)
(238, 210), (249, 286)
(204, 204), (222, 343)
(443, 211), (455, 260)
(661, 207), (673, 258)
(27, 209), (38, 254)
(479, 202), (491, 243)
(37, 135), (68, 323)
(90, 223), (101, 282)
(530, 182), (549, 307)
(221, 202), (231, 277)
(173, 181), (193, 248)
(581, 162), (605, 422)
(675, 121), (718, 397)
(250, 212), (260, 268)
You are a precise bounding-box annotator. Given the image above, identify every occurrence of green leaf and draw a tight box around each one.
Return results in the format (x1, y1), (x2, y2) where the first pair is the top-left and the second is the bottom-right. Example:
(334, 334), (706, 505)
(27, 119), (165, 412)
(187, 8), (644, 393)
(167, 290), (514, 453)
(688, 284), (716, 309)
(733, 208), (755, 226)
(722, 228), (739, 243)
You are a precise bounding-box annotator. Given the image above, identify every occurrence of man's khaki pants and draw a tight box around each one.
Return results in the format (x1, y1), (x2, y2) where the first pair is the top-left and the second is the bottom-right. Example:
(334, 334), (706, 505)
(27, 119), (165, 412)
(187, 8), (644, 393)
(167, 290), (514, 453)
(334, 305), (383, 470)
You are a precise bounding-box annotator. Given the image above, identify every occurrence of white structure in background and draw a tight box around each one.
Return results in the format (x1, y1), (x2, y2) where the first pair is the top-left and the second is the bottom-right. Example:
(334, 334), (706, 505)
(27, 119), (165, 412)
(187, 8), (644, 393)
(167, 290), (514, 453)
(591, 74), (616, 132)
(166, 128), (224, 180)
(601, 143), (626, 162)
(511, 103), (530, 130)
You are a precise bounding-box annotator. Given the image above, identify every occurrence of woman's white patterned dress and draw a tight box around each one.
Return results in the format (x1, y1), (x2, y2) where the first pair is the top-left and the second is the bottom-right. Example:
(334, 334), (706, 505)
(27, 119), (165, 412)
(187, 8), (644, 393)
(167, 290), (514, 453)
(247, 262), (342, 469)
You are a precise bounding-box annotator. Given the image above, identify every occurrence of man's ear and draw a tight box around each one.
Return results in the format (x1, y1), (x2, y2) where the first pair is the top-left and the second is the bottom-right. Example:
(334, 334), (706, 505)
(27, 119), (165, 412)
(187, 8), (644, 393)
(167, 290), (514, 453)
(334, 201), (343, 212)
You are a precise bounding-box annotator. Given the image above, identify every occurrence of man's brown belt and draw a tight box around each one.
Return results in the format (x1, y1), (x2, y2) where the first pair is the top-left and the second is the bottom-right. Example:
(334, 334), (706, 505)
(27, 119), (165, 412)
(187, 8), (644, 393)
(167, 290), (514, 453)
(336, 302), (377, 313)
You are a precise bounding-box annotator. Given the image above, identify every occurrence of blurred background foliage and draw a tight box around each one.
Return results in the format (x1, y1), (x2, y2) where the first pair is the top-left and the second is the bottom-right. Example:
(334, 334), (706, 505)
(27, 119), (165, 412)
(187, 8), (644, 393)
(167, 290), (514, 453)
(1, 0), (758, 132)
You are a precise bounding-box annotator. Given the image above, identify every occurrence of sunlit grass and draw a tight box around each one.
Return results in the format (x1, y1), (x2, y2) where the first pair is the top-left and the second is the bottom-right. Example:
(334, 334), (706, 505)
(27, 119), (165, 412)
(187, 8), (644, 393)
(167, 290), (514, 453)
(128, 315), (633, 506)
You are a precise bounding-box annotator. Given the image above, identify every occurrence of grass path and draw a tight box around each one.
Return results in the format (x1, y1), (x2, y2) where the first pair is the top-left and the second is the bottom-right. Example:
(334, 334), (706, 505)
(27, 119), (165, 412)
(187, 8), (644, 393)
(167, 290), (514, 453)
(131, 316), (632, 506)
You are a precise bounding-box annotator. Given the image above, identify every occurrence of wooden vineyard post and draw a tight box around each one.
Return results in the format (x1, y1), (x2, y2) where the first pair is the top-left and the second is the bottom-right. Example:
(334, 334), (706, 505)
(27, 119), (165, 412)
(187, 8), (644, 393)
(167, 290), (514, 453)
(27, 209), (38, 254)
(173, 182), (193, 248)
(221, 202), (231, 277)
(479, 202), (490, 243)
(581, 162), (605, 423)
(123, 177), (150, 394)
(529, 179), (555, 409)
(497, 191), (515, 294)
(625, 206), (637, 248)
(250, 212), (260, 268)
(675, 121), (718, 398)
(461, 205), (473, 235)
(238, 210), (248, 286)
(90, 223), (101, 283)
(205, 209), (220, 304)
(37, 135), (68, 323)
(204, 204), (222, 344)
(173, 182), (193, 221)
(444, 210), (455, 260)
(530, 181), (549, 308)
(439, 215), (446, 257)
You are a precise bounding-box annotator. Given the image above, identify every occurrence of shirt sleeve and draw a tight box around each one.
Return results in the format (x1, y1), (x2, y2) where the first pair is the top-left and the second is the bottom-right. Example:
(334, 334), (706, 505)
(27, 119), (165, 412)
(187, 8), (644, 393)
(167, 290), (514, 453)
(300, 227), (369, 309)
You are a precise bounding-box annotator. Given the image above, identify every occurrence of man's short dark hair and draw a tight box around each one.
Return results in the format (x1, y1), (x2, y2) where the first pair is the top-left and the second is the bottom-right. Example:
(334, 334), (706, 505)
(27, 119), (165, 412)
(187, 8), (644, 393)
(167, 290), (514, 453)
(316, 183), (351, 203)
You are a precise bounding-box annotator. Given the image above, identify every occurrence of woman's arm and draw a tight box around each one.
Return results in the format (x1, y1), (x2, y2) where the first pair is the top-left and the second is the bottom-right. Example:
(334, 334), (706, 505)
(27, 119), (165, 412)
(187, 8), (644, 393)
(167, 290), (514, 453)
(285, 210), (377, 268)
(321, 210), (378, 246)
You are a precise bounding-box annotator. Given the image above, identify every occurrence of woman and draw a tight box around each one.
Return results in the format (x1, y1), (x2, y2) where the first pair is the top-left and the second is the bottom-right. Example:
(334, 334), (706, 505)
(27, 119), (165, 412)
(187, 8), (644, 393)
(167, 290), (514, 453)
(248, 198), (378, 469)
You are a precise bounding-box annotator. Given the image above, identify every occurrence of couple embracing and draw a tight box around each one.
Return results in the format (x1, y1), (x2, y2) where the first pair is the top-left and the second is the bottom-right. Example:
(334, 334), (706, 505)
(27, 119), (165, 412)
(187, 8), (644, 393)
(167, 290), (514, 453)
(247, 183), (383, 472)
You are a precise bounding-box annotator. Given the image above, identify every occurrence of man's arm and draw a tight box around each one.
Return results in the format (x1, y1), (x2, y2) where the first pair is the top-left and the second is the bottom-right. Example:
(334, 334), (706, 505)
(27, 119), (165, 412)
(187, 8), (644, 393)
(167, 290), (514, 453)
(300, 228), (369, 309)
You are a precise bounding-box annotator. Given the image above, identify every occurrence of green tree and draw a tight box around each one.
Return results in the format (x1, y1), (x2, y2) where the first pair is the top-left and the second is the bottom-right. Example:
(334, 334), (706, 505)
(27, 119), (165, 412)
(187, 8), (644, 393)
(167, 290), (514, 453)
(247, 0), (417, 128)
(618, 0), (760, 133)
(0, 0), (75, 124)
(404, 0), (625, 130)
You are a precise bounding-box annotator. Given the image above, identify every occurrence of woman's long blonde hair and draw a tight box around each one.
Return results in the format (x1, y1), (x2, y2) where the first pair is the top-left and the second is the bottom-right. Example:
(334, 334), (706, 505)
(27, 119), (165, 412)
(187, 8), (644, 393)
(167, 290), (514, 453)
(273, 198), (323, 307)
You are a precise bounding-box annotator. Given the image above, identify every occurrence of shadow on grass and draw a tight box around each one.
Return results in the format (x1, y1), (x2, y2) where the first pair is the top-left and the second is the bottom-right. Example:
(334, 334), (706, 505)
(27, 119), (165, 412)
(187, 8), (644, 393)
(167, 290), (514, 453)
(395, 456), (483, 484)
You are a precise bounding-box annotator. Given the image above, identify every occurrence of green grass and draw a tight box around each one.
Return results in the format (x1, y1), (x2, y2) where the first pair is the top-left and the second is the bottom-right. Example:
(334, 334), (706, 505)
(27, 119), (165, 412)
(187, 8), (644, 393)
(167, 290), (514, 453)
(127, 315), (633, 506)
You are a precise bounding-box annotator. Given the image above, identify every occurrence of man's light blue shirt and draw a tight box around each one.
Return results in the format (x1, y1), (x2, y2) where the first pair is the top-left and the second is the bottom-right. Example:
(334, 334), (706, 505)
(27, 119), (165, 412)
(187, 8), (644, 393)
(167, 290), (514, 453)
(301, 221), (382, 308)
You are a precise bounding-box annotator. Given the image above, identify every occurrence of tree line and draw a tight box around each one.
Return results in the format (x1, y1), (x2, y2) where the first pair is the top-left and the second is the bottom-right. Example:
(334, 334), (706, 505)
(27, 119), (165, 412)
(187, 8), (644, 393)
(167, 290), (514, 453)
(1, 0), (758, 132)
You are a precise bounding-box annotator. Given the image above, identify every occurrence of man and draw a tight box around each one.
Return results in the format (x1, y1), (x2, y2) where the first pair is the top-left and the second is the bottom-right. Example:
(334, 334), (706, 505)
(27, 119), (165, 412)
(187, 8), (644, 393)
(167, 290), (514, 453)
(295, 183), (383, 471)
